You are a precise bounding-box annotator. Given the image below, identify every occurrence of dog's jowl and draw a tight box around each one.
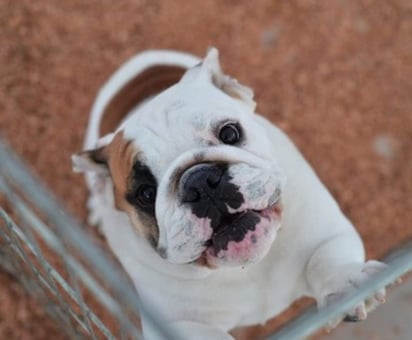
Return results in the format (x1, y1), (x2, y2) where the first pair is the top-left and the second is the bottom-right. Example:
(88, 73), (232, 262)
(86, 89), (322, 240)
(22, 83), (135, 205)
(73, 48), (391, 340)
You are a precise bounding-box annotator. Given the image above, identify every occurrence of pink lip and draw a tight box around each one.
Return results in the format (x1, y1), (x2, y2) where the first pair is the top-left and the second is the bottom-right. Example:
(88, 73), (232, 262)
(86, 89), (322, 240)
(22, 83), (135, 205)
(196, 200), (283, 267)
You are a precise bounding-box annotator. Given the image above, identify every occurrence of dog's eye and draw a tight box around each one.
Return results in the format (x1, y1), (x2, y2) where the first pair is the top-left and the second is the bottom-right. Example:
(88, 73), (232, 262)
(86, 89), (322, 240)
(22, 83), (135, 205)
(219, 123), (241, 145)
(137, 184), (156, 207)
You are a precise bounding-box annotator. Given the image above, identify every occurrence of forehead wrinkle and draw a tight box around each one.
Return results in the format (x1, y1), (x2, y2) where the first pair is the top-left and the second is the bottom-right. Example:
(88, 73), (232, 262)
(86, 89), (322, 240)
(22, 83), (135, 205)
(144, 122), (164, 139)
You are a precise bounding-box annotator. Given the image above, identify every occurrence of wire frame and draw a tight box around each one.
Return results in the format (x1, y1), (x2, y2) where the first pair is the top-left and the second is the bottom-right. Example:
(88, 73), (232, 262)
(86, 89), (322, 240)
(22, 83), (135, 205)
(0, 140), (176, 340)
(0, 139), (411, 340)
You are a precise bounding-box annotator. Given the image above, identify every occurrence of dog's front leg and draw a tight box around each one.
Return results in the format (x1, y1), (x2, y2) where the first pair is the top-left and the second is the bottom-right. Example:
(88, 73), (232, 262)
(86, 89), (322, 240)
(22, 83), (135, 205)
(305, 230), (387, 329)
(142, 319), (233, 340)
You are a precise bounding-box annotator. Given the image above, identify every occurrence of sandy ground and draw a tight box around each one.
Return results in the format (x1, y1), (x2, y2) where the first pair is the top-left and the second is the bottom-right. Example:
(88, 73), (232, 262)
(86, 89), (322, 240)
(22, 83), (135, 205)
(0, 0), (411, 339)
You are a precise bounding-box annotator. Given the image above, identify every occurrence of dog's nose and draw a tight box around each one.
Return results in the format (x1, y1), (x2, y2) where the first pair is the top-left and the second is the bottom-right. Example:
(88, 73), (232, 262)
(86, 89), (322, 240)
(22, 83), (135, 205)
(180, 163), (244, 229)
(181, 164), (224, 203)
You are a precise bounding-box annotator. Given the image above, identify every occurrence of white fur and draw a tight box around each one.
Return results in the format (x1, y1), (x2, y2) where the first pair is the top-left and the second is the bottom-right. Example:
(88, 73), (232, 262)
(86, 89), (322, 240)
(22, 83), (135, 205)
(76, 49), (387, 339)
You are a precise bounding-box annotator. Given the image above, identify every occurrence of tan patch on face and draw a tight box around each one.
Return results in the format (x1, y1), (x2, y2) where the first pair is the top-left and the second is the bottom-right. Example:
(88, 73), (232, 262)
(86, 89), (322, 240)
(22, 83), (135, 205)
(103, 131), (158, 243)
(104, 132), (136, 208)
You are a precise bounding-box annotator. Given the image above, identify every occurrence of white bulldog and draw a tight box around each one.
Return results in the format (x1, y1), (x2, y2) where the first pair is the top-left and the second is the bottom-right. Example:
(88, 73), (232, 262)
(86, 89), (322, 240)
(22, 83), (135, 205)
(72, 48), (387, 339)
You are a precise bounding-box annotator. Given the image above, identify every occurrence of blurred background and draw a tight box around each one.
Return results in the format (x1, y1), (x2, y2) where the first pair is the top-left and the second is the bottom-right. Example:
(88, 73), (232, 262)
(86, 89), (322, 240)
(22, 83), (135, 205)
(0, 0), (411, 339)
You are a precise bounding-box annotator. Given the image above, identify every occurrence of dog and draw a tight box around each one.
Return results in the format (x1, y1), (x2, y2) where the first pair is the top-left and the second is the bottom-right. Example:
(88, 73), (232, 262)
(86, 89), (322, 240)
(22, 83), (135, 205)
(72, 48), (388, 339)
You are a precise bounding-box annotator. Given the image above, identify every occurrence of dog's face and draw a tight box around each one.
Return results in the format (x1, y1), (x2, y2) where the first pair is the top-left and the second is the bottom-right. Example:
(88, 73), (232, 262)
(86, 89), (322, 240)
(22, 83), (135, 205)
(73, 49), (285, 268)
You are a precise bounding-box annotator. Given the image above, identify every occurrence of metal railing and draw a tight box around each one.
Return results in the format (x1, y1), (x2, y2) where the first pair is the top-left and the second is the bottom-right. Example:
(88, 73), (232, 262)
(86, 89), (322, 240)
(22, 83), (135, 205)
(0, 140), (174, 339)
(0, 139), (411, 339)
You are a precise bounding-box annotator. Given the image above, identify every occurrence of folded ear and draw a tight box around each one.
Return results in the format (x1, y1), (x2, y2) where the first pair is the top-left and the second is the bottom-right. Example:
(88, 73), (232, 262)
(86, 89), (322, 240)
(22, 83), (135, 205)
(182, 47), (256, 110)
(71, 146), (109, 175)
(205, 48), (255, 108)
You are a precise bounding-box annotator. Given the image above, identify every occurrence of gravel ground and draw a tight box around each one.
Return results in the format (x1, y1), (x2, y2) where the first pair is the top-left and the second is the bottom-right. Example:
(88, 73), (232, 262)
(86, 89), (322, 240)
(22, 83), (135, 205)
(0, 0), (411, 339)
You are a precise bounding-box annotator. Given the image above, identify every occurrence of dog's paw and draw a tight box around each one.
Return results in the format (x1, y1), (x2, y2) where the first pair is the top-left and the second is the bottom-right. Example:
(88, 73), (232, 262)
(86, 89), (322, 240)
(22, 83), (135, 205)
(317, 260), (389, 331)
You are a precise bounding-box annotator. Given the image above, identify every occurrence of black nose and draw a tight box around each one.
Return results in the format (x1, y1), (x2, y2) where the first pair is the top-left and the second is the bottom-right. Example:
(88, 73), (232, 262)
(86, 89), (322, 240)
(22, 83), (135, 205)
(181, 164), (224, 203)
(180, 163), (244, 229)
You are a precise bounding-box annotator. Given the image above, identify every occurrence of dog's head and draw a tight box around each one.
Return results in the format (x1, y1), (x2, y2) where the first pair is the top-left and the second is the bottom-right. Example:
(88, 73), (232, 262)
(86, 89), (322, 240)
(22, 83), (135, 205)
(73, 48), (286, 268)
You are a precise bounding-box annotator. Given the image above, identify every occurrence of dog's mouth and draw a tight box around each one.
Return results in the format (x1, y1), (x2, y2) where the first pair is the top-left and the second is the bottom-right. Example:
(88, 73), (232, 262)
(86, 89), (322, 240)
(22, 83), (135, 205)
(200, 201), (282, 265)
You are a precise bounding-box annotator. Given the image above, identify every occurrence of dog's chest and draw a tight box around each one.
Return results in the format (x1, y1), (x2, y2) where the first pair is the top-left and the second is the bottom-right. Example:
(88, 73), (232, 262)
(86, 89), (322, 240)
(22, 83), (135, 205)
(128, 244), (303, 329)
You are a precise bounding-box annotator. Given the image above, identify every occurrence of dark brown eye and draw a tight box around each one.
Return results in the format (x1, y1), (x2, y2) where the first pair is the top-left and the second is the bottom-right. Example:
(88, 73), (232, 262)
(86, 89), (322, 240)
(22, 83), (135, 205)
(219, 123), (241, 145)
(137, 185), (156, 207)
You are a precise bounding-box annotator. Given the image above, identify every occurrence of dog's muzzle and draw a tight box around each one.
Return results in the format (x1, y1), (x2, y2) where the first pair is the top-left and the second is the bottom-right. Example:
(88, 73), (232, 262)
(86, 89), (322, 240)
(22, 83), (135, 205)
(155, 146), (285, 267)
(177, 162), (282, 266)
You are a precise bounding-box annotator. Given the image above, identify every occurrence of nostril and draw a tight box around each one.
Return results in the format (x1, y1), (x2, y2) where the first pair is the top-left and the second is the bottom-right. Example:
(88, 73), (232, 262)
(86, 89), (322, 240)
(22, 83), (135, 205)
(182, 187), (201, 203)
(181, 164), (225, 204)
(206, 169), (222, 188)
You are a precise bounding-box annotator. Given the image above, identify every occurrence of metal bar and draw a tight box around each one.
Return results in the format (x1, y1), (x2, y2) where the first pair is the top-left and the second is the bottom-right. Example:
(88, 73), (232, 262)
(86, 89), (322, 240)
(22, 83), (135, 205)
(267, 241), (412, 339)
(0, 139), (174, 339)
(0, 219), (22, 275)
(4, 198), (140, 338)
(0, 207), (118, 340)
(63, 256), (99, 340)
(0, 179), (90, 337)
(0, 211), (82, 338)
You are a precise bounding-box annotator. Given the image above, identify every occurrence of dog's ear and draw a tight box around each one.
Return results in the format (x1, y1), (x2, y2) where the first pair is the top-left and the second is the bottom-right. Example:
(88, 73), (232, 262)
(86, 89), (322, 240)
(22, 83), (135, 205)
(183, 47), (256, 111)
(71, 146), (109, 175)
(204, 48), (256, 110)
